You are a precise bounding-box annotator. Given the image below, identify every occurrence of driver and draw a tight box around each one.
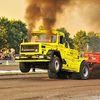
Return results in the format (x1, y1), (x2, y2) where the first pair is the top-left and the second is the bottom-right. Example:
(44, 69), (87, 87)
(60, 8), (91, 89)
(52, 35), (57, 43)
(40, 35), (46, 41)
(31, 35), (39, 42)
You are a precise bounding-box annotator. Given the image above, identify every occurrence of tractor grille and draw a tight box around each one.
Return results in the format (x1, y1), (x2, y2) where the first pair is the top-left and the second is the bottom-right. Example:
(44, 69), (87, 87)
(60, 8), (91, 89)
(21, 44), (39, 52)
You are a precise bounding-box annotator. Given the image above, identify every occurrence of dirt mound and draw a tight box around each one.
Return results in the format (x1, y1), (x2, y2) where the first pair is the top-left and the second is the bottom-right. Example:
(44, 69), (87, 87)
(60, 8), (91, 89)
(90, 64), (100, 79)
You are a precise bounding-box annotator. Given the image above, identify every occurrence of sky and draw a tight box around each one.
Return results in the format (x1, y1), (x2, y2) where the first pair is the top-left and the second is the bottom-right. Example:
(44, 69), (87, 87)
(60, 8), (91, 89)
(0, 0), (26, 22)
(0, 0), (100, 38)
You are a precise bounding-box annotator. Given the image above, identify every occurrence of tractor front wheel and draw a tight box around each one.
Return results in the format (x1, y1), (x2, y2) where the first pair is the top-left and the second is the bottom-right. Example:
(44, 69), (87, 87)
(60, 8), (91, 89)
(49, 57), (60, 73)
(19, 62), (31, 73)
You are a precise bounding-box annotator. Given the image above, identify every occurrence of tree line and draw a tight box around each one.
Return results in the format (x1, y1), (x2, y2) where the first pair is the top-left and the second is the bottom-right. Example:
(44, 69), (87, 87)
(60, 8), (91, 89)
(0, 17), (100, 54)
(0, 17), (28, 53)
(74, 30), (100, 53)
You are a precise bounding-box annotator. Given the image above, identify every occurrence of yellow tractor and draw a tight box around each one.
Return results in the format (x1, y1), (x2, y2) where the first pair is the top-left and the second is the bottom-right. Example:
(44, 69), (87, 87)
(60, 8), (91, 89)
(15, 30), (89, 79)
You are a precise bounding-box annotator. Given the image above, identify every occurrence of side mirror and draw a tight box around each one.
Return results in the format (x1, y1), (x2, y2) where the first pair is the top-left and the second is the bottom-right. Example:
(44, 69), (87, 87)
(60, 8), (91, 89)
(65, 41), (70, 48)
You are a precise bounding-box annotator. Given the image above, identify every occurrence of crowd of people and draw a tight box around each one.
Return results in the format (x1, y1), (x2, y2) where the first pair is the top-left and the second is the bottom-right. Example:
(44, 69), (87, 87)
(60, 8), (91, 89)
(0, 51), (15, 60)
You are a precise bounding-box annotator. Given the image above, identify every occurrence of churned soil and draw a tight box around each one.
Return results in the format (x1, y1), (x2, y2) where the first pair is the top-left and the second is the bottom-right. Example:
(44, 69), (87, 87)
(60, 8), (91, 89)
(0, 64), (100, 100)
(90, 64), (100, 79)
(0, 74), (100, 100)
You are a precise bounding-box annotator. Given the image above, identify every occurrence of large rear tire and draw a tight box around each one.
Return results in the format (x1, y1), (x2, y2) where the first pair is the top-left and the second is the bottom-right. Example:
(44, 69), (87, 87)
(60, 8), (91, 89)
(49, 57), (60, 73)
(48, 70), (59, 79)
(19, 62), (30, 73)
(48, 70), (68, 79)
(72, 61), (90, 80)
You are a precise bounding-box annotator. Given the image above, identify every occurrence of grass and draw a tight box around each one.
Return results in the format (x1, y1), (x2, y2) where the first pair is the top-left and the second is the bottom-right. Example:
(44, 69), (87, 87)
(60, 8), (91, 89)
(0, 64), (19, 66)
(0, 71), (47, 76)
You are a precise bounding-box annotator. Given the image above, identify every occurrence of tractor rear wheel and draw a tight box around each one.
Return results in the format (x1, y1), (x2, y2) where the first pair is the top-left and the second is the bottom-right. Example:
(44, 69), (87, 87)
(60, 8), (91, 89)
(48, 70), (59, 79)
(72, 61), (90, 80)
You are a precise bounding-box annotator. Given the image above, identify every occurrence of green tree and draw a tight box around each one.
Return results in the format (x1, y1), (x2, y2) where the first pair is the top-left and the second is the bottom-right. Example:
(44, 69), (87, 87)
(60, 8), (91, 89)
(87, 31), (100, 52)
(0, 17), (10, 49)
(73, 30), (89, 52)
(10, 19), (28, 53)
(0, 17), (28, 53)
(96, 33), (100, 38)
(56, 27), (74, 49)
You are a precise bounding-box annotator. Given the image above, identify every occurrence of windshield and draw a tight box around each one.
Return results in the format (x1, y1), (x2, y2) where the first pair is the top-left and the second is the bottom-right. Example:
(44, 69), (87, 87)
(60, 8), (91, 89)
(31, 33), (57, 43)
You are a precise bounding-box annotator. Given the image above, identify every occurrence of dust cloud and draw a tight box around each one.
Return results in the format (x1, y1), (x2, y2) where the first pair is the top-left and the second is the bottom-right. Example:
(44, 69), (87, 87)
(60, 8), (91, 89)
(77, 0), (100, 30)
(24, 0), (100, 39)
(25, 0), (72, 32)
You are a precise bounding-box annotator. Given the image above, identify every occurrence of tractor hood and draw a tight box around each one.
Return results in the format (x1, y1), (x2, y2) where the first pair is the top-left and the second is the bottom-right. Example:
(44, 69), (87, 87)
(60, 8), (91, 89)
(20, 42), (57, 55)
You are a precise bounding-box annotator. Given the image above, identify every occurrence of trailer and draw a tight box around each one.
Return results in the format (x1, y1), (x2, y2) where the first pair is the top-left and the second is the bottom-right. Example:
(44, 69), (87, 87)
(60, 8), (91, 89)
(84, 52), (100, 72)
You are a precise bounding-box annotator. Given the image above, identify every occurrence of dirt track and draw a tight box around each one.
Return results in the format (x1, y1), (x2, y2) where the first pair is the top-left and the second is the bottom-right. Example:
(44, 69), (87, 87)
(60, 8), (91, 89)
(0, 65), (100, 100)
(0, 65), (19, 70)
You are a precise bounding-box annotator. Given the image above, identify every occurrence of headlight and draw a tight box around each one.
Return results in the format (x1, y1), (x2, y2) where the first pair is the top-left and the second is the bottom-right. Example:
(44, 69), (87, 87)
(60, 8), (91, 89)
(39, 55), (44, 59)
(15, 56), (20, 59)
(35, 49), (38, 52)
